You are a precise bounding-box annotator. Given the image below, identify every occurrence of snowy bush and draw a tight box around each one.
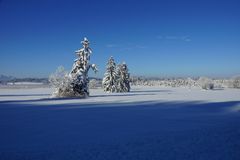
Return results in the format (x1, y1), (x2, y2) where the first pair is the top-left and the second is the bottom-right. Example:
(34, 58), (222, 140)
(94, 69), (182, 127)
(49, 66), (76, 97)
(228, 76), (240, 88)
(198, 77), (214, 90)
(89, 79), (98, 89)
(49, 66), (67, 87)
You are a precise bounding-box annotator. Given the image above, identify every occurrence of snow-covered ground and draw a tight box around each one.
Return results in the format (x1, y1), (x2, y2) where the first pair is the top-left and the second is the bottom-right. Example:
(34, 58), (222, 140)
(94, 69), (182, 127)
(1, 86), (240, 105)
(0, 86), (240, 160)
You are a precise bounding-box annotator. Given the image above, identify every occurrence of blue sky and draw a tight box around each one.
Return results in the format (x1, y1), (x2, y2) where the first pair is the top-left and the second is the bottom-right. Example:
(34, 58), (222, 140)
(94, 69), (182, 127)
(0, 0), (239, 78)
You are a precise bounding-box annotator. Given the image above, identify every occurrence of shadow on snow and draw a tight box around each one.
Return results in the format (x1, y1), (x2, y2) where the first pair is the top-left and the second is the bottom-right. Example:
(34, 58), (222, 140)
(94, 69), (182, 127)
(0, 96), (240, 160)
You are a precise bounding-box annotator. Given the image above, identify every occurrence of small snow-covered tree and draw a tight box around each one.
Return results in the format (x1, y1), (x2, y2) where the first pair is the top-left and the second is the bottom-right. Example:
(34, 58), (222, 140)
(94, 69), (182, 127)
(102, 56), (118, 92)
(116, 62), (131, 92)
(198, 77), (214, 90)
(229, 76), (240, 88)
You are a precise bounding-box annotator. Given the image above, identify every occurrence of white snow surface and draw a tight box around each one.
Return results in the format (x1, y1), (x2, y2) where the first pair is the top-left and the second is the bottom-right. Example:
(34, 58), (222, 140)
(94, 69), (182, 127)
(7, 82), (44, 85)
(1, 86), (240, 160)
(0, 86), (240, 106)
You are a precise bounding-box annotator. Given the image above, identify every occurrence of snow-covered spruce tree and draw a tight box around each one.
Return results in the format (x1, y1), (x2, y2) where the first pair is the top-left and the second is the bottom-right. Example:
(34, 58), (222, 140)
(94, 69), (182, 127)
(116, 62), (131, 92)
(50, 37), (97, 98)
(102, 56), (118, 92)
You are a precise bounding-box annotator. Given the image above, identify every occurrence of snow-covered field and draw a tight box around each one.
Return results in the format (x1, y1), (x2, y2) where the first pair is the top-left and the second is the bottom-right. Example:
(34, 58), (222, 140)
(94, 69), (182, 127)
(0, 86), (240, 160)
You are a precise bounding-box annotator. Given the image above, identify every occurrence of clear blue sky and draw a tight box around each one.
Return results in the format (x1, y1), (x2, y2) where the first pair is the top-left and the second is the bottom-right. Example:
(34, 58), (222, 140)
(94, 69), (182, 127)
(0, 0), (240, 78)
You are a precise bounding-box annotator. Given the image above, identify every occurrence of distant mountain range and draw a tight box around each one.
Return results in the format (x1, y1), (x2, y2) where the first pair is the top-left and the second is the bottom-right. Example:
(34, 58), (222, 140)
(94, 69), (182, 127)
(0, 75), (102, 85)
(0, 75), (48, 84)
(0, 75), (15, 82)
